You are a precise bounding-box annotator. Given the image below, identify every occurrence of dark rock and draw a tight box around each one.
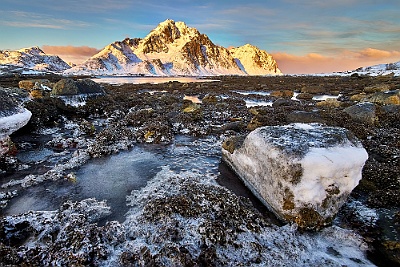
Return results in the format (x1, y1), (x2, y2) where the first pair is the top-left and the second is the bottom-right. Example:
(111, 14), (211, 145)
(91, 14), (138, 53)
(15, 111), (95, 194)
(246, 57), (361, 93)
(52, 78), (79, 95)
(76, 79), (105, 94)
(301, 85), (325, 94)
(219, 121), (245, 133)
(382, 104), (400, 114)
(0, 89), (21, 117)
(344, 102), (378, 125)
(272, 98), (298, 107)
(52, 78), (104, 96)
(286, 111), (326, 124)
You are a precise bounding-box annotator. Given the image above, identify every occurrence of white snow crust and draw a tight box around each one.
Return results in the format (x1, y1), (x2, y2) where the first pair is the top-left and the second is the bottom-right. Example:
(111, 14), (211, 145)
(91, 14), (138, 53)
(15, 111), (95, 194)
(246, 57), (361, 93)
(0, 108), (32, 138)
(295, 146), (368, 205)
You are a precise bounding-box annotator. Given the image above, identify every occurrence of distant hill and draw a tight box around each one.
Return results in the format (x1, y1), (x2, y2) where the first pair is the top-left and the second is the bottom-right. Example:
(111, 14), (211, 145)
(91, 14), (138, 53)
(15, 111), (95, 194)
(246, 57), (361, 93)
(347, 61), (400, 76)
(65, 19), (282, 76)
(0, 47), (70, 73)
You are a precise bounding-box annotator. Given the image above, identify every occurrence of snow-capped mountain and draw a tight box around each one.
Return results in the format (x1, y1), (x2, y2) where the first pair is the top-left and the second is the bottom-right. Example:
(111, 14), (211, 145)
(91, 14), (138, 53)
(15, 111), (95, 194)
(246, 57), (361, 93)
(65, 19), (281, 76)
(0, 47), (71, 73)
(230, 44), (281, 75)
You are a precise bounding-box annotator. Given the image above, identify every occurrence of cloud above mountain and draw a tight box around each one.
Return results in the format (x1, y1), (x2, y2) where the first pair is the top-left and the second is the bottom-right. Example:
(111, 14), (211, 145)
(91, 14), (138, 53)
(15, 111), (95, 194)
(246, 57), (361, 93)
(41, 45), (100, 64)
(272, 48), (400, 74)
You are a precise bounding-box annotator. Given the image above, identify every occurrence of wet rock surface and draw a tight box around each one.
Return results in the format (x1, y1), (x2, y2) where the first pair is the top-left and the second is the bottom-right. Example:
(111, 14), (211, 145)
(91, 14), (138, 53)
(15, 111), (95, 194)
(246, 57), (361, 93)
(0, 75), (398, 266)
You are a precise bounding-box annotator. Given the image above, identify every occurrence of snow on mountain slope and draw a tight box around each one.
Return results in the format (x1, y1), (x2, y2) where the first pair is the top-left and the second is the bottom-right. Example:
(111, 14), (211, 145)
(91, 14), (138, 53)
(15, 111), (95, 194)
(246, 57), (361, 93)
(316, 60), (400, 77)
(348, 61), (400, 76)
(230, 44), (282, 75)
(65, 19), (281, 76)
(0, 47), (71, 73)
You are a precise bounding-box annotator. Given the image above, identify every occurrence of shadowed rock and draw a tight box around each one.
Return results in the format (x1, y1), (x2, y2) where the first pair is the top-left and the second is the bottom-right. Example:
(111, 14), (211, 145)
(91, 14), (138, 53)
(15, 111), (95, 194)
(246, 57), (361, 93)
(344, 102), (378, 125)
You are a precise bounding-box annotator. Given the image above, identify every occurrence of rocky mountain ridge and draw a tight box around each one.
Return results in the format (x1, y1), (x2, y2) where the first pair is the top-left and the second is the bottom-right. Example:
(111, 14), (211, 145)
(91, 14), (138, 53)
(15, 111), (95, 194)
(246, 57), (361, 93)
(0, 47), (71, 73)
(65, 19), (282, 76)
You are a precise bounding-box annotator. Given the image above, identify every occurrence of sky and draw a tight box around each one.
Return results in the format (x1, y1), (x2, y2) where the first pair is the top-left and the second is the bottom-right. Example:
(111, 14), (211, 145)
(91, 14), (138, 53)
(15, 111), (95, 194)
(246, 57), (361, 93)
(0, 0), (400, 74)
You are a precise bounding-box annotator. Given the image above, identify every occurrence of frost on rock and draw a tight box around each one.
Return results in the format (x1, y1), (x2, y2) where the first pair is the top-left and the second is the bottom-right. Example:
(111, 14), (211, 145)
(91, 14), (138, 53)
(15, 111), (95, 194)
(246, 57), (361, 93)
(0, 198), (122, 266)
(120, 167), (373, 266)
(222, 123), (369, 229)
(0, 168), (374, 266)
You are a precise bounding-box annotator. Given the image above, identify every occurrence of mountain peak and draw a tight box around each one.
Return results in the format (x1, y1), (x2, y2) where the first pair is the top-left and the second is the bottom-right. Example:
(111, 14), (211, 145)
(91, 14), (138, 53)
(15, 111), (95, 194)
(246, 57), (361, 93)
(158, 19), (176, 26)
(18, 46), (45, 55)
(150, 19), (181, 40)
(66, 20), (282, 76)
(230, 44), (282, 75)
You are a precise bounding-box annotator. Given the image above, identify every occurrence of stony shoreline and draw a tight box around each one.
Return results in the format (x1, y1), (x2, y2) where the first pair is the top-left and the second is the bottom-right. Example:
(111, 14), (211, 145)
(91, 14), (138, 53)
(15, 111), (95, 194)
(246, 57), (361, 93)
(0, 74), (399, 266)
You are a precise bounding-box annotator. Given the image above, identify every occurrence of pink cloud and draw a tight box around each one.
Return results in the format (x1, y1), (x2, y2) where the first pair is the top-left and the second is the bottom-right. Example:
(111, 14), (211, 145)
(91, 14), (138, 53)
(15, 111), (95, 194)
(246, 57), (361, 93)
(41, 45), (100, 64)
(357, 48), (400, 59)
(272, 48), (400, 74)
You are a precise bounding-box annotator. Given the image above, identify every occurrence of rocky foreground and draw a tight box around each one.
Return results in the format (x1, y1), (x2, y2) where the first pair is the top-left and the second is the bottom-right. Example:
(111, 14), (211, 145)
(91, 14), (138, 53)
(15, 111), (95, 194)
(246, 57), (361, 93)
(0, 74), (399, 266)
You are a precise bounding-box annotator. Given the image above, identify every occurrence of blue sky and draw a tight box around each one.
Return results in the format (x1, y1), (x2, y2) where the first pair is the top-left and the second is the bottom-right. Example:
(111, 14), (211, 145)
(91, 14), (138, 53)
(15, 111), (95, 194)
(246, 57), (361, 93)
(1, 0), (400, 73)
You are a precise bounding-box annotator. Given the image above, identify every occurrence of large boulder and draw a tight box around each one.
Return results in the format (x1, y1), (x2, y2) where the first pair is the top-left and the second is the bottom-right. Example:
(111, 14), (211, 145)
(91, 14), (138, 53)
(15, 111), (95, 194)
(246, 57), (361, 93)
(52, 78), (79, 95)
(222, 123), (368, 230)
(362, 90), (400, 105)
(51, 78), (104, 96)
(76, 79), (105, 95)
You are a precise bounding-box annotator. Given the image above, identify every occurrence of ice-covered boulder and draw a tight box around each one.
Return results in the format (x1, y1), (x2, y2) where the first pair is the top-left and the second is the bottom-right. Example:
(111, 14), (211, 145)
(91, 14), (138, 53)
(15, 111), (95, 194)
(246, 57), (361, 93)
(0, 89), (31, 155)
(222, 123), (368, 230)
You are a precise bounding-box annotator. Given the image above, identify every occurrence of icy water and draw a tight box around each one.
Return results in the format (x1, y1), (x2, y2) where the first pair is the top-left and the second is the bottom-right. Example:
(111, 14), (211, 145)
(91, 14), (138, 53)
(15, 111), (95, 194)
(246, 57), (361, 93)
(3, 136), (223, 222)
(91, 76), (219, 85)
(1, 132), (379, 266)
